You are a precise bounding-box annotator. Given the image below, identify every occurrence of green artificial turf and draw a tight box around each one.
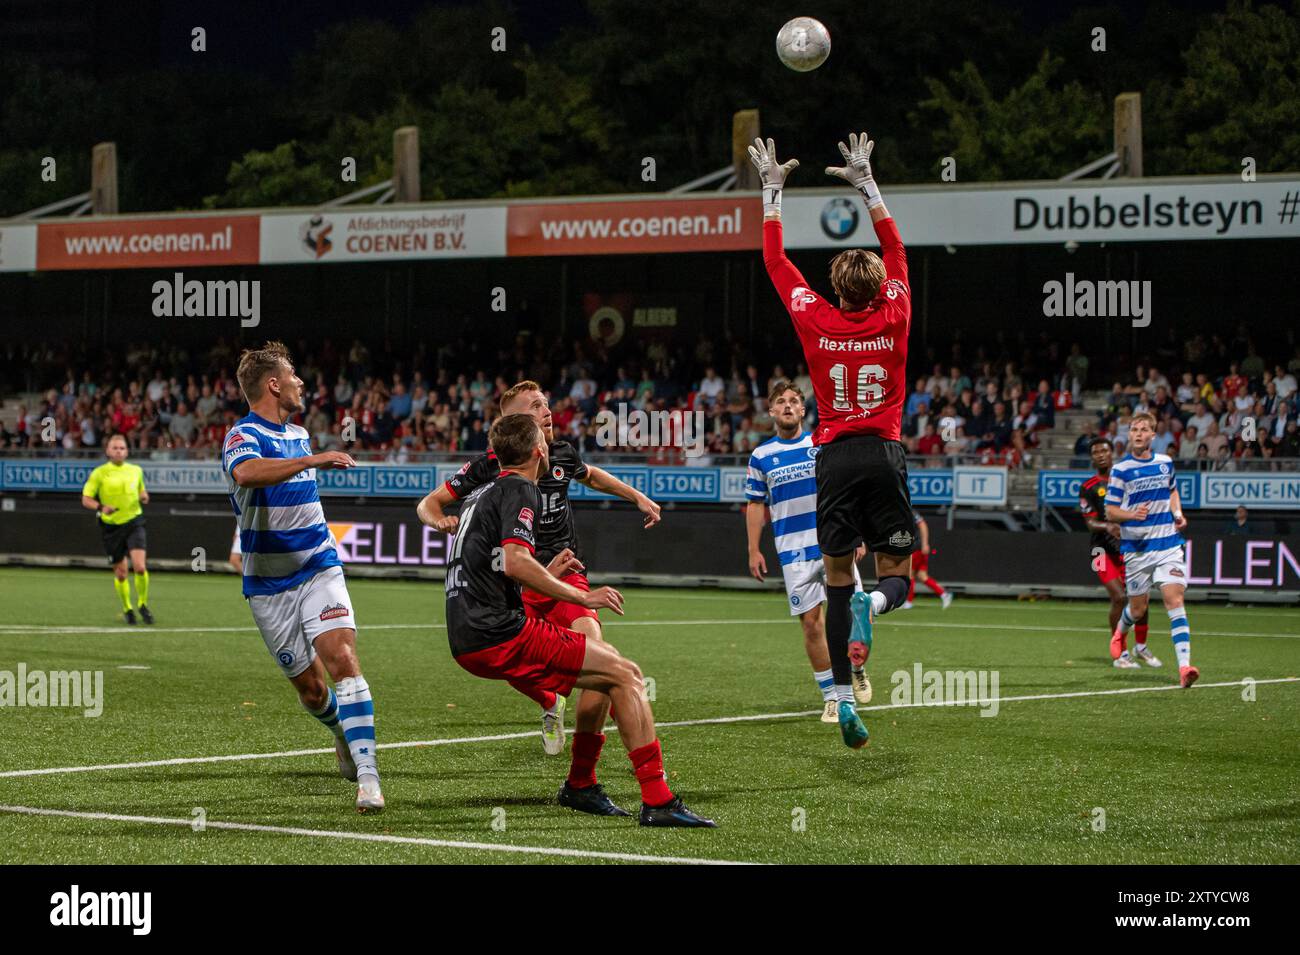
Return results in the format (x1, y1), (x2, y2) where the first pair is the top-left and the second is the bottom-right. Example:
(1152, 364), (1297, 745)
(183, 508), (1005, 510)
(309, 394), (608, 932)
(0, 567), (1295, 864)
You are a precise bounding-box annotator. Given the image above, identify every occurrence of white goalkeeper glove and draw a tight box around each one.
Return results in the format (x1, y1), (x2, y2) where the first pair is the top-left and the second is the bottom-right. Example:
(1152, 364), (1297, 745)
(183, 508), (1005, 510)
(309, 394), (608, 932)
(747, 137), (799, 216)
(826, 132), (883, 209)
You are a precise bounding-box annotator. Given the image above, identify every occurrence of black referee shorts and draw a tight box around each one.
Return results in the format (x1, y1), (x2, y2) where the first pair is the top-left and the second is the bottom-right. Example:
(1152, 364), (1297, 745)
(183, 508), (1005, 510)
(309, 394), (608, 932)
(101, 515), (147, 564)
(815, 434), (914, 557)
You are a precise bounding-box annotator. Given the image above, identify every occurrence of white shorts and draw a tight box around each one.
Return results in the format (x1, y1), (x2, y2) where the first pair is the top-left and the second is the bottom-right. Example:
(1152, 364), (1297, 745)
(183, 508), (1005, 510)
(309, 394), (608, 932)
(1123, 547), (1188, 597)
(781, 559), (864, 616)
(248, 566), (356, 678)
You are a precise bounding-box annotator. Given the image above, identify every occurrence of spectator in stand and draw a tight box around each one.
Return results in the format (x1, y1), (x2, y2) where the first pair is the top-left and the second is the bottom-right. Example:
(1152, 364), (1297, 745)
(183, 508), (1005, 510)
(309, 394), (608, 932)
(697, 366), (725, 412)
(1200, 419), (1229, 458)
(1186, 401), (1215, 437)
(1030, 379), (1055, 430)
(463, 417), (489, 452)
(1178, 425), (1201, 462)
(388, 381), (412, 421)
(1065, 343), (1088, 397)
(168, 402), (197, 447)
(1225, 506), (1253, 535)
(917, 422), (944, 459)
(906, 378), (931, 417)
(1150, 419), (1176, 455)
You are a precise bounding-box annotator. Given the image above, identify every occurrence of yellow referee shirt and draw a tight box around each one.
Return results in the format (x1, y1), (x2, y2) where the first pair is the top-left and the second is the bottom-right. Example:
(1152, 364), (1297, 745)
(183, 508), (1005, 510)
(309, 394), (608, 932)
(82, 462), (146, 525)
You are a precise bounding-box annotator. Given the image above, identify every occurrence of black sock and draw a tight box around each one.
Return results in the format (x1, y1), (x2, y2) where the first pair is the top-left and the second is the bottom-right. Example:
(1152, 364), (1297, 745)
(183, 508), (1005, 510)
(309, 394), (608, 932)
(873, 575), (911, 615)
(825, 584), (855, 689)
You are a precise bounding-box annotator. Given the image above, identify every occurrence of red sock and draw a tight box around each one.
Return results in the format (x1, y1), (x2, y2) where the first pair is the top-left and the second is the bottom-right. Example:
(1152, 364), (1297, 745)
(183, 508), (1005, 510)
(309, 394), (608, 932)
(923, 578), (946, 597)
(509, 680), (556, 711)
(1135, 623), (1148, 646)
(907, 577), (916, 601)
(628, 739), (674, 806)
(567, 731), (604, 789)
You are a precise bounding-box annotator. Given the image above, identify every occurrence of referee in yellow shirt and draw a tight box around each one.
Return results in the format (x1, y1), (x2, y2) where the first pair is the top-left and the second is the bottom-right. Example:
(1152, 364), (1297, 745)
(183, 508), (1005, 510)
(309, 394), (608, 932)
(81, 433), (154, 624)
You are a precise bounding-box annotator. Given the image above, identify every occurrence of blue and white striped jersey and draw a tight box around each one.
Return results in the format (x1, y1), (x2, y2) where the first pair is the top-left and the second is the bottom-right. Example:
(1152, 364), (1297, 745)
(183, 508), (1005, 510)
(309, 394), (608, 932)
(222, 412), (341, 597)
(1105, 452), (1184, 556)
(746, 431), (821, 566)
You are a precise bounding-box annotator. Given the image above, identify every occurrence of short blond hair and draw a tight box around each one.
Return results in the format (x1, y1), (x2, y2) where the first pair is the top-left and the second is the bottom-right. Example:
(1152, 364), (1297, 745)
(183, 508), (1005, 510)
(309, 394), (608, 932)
(237, 341), (292, 403)
(830, 249), (886, 310)
(1131, 411), (1157, 429)
(500, 379), (542, 413)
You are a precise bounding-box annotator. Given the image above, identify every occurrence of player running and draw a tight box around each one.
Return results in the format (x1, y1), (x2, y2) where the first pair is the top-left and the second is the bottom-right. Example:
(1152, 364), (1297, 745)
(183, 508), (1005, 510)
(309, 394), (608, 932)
(1078, 437), (1153, 668)
(902, 509), (952, 609)
(444, 413), (715, 827)
(1105, 413), (1196, 687)
(223, 341), (385, 812)
(81, 433), (154, 625)
(745, 378), (872, 722)
(417, 380), (661, 762)
(751, 132), (914, 749)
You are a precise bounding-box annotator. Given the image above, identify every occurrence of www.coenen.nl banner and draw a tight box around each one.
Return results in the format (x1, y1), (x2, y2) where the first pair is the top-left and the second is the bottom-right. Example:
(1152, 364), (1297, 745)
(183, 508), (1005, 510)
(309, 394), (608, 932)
(2, 176), (1297, 272)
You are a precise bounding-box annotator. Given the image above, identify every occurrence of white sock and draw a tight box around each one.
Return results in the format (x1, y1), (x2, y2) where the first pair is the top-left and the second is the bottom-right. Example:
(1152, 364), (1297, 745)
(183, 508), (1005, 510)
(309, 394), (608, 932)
(336, 675), (379, 782)
(870, 591), (887, 615)
(1168, 606), (1191, 667)
(813, 667), (836, 703)
(835, 685), (854, 704)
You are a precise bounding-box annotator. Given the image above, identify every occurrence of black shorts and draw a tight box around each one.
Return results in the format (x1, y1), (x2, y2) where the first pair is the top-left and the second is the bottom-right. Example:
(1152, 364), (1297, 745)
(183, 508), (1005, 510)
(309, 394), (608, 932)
(815, 434), (914, 557)
(101, 515), (147, 564)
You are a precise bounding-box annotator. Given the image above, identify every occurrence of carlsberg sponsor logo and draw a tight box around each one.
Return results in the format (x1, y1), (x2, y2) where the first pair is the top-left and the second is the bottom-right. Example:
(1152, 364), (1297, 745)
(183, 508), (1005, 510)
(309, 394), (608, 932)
(0, 664), (103, 717)
(50, 885), (151, 935)
(890, 662), (1000, 717)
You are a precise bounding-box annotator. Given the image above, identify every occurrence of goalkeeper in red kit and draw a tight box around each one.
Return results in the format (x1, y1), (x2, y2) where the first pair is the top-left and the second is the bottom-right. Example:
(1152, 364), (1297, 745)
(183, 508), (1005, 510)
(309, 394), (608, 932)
(750, 132), (914, 750)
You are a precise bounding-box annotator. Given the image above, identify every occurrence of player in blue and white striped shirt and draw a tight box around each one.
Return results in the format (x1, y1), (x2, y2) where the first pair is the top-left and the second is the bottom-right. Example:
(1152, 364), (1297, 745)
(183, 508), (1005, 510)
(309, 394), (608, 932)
(223, 341), (385, 811)
(745, 381), (869, 727)
(1105, 412), (1199, 688)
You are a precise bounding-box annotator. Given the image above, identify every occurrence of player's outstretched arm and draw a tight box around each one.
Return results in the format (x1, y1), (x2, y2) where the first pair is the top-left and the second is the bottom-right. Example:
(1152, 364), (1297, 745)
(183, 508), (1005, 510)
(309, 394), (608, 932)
(750, 138), (815, 311)
(502, 543), (624, 615)
(232, 451), (353, 489)
(580, 465), (661, 528)
(826, 131), (890, 223)
(416, 484), (460, 532)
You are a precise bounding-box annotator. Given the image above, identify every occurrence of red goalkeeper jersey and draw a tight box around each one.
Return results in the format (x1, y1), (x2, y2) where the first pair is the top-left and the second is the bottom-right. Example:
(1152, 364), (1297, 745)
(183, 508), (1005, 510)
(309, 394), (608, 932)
(763, 216), (911, 445)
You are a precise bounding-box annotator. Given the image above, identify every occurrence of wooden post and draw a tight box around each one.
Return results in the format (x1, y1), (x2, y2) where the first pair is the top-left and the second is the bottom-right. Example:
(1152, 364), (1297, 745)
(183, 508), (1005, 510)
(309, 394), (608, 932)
(91, 142), (118, 214)
(393, 126), (420, 202)
(1114, 93), (1142, 178)
(733, 109), (760, 190)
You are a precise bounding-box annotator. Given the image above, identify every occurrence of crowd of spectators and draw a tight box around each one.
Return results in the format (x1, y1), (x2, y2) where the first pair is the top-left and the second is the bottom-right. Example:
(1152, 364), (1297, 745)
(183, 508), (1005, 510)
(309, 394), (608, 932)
(2, 329), (1298, 469)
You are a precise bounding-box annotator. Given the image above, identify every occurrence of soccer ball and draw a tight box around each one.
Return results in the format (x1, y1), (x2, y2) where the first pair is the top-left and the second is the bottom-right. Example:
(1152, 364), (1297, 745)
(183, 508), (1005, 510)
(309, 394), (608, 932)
(776, 17), (831, 72)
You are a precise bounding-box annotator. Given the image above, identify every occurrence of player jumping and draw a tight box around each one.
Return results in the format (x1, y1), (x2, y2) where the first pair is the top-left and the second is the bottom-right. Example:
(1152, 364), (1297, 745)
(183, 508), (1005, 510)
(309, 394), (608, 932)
(1105, 413), (1196, 687)
(417, 381), (661, 772)
(751, 132), (914, 749)
(1078, 437), (1153, 668)
(223, 341), (385, 812)
(444, 413), (715, 826)
(902, 509), (951, 609)
(745, 378), (872, 723)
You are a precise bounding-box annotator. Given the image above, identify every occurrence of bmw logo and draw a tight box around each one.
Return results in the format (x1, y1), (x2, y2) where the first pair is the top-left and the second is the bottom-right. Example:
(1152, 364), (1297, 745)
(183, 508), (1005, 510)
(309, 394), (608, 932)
(277, 651), (295, 667)
(820, 198), (859, 240)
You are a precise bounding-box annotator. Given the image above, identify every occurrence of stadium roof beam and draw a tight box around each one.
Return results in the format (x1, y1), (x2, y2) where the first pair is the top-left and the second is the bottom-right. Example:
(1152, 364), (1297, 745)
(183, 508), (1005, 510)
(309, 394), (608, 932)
(322, 180), (396, 207)
(669, 165), (736, 194)
(1059, 151), (1119, 182)
(12, 191), (92, 219)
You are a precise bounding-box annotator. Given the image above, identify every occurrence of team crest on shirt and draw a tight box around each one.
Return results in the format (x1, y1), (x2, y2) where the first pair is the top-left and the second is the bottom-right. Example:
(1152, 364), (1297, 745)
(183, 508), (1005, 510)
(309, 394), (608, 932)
(808, 447), (819, 459)
(518, 507), (534, 529)
(790, 286), (817, 312)
(1159, 463), (1169, 474)
(551, 465), (564, 480)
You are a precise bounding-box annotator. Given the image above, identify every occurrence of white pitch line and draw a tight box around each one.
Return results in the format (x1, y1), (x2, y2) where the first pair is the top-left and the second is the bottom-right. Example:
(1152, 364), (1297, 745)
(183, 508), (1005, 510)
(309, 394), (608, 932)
(0, 617), (1295, 639)
(0, 805), (752, 866)
(2, 677), (1294, 780)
